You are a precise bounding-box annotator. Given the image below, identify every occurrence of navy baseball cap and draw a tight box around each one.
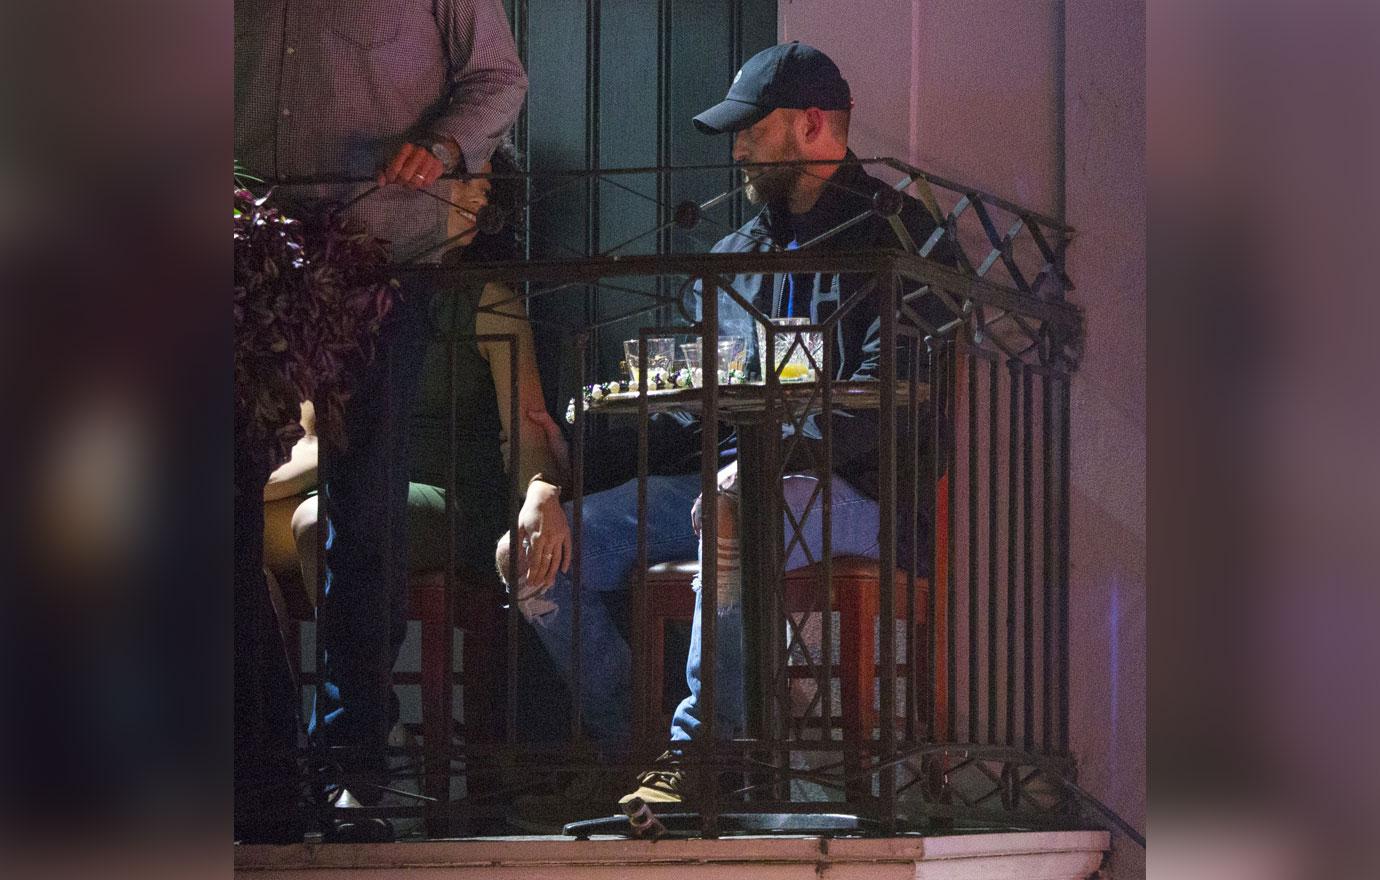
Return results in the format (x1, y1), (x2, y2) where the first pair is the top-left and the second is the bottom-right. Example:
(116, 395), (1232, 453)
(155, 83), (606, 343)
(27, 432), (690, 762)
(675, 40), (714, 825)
(693, 42), (851, 135)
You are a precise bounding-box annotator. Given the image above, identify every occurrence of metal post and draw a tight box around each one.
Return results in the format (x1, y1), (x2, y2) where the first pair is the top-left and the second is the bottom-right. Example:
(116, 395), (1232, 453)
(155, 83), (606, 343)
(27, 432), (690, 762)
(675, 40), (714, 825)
(1057, 372), (1072, 754)
(570, 334), (587, 744)
(986, 354), (1000, 745)
(1041, 370), (1054, 752)
(945, 342), (957, 745)
(1005, 359), (1020, 747)
(878, 268), (899, 832)
(966, 346), (978, 743)
(632, 324), (651, 748)
(819, 314), (835, 768)
(904, 334), (921, 745)
(698, 275), (720, 836)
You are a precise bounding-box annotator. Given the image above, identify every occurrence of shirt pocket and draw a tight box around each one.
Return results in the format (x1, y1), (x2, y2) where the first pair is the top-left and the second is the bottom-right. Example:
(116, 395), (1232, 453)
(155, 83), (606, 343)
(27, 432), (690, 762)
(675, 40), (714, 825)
(327, 6), (403, 51)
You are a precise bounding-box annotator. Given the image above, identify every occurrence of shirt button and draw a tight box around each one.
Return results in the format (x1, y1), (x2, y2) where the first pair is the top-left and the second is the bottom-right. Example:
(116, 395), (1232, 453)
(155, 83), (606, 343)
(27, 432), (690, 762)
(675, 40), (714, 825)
(282, 108), (291, 117)
(285, 46), (295, 55)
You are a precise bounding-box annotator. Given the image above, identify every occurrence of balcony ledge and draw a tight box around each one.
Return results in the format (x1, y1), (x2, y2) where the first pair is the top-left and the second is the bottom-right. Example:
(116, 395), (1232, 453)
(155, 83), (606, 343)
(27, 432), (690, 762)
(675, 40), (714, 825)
(236, 830), (1109, 879)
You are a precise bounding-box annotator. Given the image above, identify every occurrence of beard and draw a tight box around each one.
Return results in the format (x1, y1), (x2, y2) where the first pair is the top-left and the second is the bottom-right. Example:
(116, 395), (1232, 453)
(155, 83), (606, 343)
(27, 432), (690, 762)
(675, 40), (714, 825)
(743, 163), (801, 207)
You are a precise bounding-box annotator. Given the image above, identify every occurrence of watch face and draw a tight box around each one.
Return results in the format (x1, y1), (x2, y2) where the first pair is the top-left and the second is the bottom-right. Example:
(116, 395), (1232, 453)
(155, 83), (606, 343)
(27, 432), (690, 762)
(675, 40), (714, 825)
(429, 141), (457, 167)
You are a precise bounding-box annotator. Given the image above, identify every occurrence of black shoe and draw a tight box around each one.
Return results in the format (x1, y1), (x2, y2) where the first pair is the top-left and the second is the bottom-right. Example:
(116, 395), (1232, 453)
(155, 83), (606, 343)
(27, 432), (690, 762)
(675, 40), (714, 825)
(325, 817), (396, 843)
(321, 787), (397, 843)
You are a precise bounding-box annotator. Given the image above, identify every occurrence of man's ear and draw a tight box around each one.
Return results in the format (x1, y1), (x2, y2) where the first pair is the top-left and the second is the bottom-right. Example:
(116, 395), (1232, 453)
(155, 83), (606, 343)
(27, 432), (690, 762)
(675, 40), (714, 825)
(800, 107), (826, 144)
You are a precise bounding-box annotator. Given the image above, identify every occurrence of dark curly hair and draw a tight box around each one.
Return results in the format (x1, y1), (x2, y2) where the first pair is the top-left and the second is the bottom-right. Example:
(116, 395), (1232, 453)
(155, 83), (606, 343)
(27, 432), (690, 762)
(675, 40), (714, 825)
(451, 137), (523, 264)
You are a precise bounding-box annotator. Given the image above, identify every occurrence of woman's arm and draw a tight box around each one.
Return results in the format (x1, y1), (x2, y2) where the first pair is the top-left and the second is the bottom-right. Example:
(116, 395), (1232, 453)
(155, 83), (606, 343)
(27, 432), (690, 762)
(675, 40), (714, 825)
(476, 282), (568, 487)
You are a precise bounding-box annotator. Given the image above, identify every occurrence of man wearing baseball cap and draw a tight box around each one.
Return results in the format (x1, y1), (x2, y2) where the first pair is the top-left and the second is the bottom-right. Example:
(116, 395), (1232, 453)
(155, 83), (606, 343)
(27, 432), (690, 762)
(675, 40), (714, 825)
(618, 41), (956, 809)
(504, 42), (953, 816)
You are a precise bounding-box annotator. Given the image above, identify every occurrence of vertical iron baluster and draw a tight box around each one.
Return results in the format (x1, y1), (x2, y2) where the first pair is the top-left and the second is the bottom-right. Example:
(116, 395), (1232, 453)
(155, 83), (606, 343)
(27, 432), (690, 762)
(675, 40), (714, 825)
(760, 307), (785, 794)
(439, 330), (458, 834)
(986, 354), (999, 745)
(905, 334), (921, 744)
(1058, 372), (1071, 754)
(1005, 359), (1019, 746)
(926, 341), (939, 743)
(878, 268), (899, 832)
(698, 275), (720, 837)
(765, 348), (787, 802)
(945, 341), (957, 745)
(631, 325), (651, 748)
(570, 333), (587, 744)
(1022, 365), (1035, 751)
(383, 341), (397, 779)
(314, 442), (329, 782)
(505, 336), (521, 748)
(1042, 370), (1054, 752)
(820, 312), (835, 774)
(966, 346), (979, 743)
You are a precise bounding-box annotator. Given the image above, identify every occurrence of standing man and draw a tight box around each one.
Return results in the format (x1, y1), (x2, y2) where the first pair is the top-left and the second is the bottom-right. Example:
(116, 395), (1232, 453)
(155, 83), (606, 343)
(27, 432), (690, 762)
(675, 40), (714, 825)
(234, 0), (527, 841)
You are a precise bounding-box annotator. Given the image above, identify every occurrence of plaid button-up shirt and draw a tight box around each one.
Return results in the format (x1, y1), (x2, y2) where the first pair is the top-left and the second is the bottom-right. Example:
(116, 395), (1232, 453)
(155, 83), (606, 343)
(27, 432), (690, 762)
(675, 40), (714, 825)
(235, 0), (527, 262)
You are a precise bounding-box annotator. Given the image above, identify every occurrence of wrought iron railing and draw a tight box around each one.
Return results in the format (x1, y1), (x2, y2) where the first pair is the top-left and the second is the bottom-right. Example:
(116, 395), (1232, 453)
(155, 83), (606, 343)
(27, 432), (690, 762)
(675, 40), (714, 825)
(274, 159), (1089, 839)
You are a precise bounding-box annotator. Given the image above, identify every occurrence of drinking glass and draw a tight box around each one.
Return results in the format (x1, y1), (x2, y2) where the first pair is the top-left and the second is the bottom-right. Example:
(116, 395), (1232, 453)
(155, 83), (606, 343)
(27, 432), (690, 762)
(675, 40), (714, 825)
(624, 337), (675, 384)
(679, 341), (703, 387)
(717, 336), (747, 382)
(755, 317), (821, 381)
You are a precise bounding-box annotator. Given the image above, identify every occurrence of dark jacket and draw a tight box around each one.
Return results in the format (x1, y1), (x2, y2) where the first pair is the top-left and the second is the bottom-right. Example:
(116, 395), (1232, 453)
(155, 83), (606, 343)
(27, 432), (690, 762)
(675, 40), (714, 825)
(686, 154), (957, 572)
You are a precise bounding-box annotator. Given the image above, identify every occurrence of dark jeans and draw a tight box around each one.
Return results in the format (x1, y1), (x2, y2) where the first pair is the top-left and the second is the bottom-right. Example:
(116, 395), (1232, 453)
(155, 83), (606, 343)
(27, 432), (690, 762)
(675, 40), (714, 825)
(308, 273), (437, 779)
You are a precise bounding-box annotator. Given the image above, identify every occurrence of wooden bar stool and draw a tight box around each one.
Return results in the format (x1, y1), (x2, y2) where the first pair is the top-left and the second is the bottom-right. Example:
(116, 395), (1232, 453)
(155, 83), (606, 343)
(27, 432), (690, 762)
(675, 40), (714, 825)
(637, 558), (931, 783)
(270, 567), (507, 835)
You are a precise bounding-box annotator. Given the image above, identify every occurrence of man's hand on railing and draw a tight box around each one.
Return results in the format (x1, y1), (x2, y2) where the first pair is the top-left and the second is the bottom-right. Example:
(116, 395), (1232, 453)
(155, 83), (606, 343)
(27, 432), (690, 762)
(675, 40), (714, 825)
(376, 138), (455, 190)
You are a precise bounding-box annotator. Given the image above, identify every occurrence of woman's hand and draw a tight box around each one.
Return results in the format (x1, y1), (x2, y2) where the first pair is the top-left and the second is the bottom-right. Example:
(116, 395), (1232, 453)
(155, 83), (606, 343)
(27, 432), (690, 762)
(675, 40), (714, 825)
(516, 479), (570, 592)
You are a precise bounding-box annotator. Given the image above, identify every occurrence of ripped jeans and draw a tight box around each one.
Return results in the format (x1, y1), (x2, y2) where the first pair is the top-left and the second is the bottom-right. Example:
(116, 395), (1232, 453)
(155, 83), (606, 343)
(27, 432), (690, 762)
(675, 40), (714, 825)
(524, 474), (702, 753)
(524, 471), (880, 753)
(669, 472), (881, 743)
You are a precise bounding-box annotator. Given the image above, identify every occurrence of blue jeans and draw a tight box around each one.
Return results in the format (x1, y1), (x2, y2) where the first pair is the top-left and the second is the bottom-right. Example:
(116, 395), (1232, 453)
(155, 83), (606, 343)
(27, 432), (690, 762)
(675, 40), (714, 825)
(669, 472), (881, 743)
(527, 471), (880, 752)
(309, 274), (436, 776)
(527, 474), (703, 752)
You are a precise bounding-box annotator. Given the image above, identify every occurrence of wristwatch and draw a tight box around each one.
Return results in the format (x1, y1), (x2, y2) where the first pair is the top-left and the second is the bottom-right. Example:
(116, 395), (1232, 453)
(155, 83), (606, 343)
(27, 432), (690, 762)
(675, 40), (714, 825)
(415, 133), (462, 173)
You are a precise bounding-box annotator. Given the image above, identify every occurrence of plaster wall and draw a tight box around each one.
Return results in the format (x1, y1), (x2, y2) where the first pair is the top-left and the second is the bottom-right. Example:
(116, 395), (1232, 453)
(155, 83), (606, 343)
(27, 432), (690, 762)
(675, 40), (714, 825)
(779, 2), (1146, 876)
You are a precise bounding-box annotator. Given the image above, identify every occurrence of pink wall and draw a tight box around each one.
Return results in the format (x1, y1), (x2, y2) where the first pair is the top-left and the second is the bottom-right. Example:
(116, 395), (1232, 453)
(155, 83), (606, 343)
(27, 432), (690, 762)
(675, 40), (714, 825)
(1063, 3), (1146, 878)
(781, 0), (1062, 212)
(780, 2), (1146, 876)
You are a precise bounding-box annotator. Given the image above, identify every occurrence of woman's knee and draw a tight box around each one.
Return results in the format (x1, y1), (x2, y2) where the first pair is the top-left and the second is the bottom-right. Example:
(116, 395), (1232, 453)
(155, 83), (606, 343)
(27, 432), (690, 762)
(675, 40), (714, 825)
(291, 496), (318, 549)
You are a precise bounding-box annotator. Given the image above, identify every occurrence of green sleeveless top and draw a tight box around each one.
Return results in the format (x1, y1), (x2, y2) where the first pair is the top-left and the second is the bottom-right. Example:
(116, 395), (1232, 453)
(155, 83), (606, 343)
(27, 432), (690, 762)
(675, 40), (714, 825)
(408, 283), (510, 568)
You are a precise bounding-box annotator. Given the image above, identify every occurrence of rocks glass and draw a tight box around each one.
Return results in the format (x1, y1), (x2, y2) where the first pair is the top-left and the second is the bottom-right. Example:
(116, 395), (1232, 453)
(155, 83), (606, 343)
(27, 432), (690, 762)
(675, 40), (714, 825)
(756, 317), (821, 381)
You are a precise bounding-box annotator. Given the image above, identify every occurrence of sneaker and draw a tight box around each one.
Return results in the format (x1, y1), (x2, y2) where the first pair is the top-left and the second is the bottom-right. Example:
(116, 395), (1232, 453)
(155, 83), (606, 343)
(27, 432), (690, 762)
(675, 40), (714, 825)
(619, 751), (689, 807)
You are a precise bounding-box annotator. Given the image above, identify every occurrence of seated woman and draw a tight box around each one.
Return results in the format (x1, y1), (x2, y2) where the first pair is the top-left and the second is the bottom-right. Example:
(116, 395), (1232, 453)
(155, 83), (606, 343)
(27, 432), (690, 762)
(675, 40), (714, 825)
(262, 143), (570, 830)
(288, 142), (569, 608)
